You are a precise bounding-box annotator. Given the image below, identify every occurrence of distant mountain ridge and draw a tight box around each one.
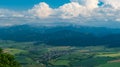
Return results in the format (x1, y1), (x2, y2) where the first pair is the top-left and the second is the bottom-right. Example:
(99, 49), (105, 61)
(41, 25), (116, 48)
(0, 24), (120, 47)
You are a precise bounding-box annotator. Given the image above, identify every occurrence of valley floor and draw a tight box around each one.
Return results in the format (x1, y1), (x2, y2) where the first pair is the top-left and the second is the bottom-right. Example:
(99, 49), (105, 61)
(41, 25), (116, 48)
(1, 41), (120, 67)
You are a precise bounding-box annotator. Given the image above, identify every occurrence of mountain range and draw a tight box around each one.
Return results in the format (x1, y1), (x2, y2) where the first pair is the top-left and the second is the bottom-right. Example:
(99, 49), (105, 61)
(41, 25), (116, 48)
(0, 24), (120, 47)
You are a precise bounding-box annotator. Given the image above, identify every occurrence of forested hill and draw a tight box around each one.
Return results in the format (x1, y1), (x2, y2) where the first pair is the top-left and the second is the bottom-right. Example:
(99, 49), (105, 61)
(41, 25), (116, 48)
(0, 25), (120, 47)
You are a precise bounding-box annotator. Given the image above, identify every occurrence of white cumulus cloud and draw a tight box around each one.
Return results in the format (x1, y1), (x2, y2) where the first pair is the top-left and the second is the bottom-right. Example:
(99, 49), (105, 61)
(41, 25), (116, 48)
(58, 2), (85, 19)
(28, 2), (53, 18)
(70, 0), (99, 9)
(101, 0), (120, 9)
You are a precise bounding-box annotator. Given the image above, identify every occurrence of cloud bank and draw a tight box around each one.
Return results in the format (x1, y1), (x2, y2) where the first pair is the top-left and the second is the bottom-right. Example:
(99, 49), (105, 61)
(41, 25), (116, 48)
(0, 0), (120, 28)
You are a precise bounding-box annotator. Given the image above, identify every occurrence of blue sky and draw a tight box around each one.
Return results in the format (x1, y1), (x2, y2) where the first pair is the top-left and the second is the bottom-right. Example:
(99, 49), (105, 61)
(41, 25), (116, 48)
(0, 0), (70, 10)
(0, 0), (120, 28)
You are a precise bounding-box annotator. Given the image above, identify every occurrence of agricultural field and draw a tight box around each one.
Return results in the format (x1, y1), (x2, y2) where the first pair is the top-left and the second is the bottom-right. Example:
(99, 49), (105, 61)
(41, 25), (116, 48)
(97, 62), (120, 67)
(1, 41), (120, 67)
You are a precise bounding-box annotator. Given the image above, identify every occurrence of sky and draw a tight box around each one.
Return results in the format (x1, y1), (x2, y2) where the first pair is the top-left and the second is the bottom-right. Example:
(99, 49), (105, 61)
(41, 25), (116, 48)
(0, 0), (70, 10)
(0, 0), (120, 28)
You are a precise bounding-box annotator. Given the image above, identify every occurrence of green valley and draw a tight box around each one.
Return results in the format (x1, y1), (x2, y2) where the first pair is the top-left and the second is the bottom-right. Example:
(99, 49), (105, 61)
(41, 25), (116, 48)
(0, 41), (120, 67)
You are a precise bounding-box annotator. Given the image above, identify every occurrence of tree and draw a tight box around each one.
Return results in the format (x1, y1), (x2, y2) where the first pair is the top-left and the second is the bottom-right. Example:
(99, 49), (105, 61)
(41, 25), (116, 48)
(0, 48), (21, 67)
